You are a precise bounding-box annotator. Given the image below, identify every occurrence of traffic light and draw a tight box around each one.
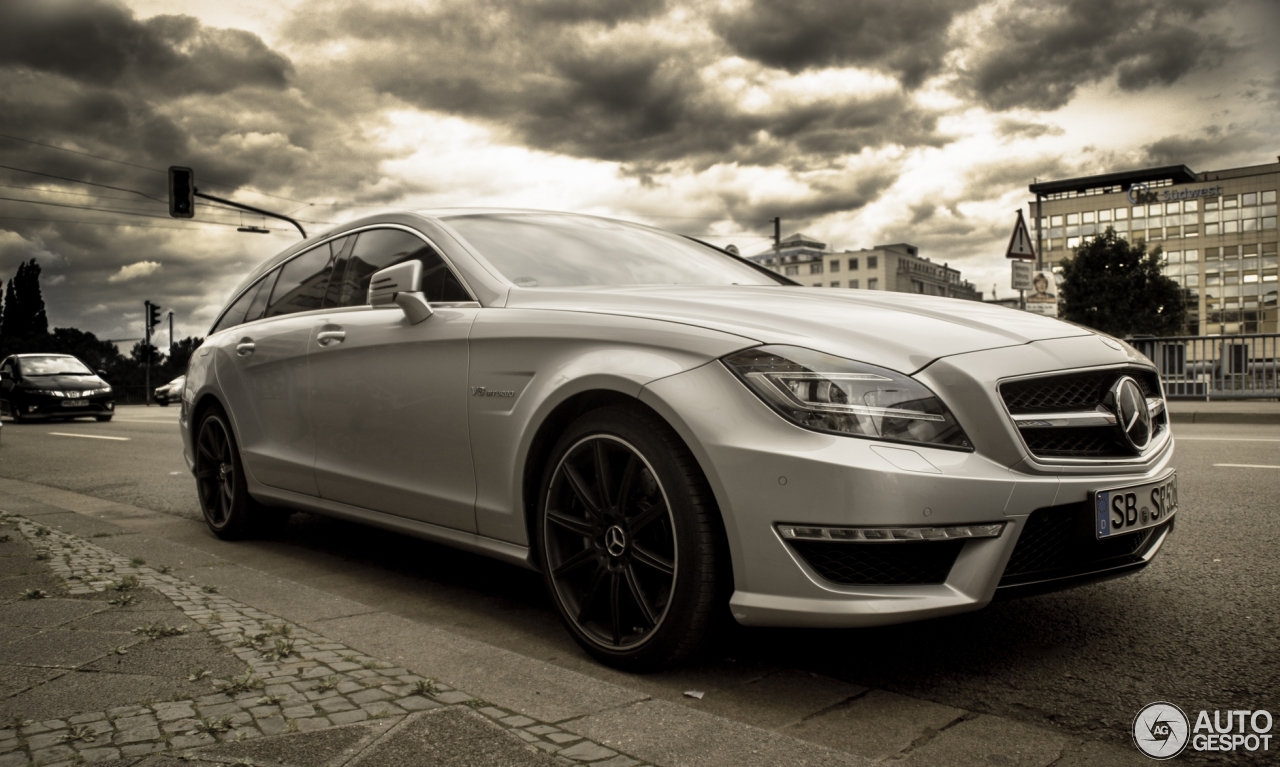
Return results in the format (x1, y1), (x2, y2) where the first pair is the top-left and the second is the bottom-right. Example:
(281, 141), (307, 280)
(147, 301), (162, 332)
(169, 166), (195, 218)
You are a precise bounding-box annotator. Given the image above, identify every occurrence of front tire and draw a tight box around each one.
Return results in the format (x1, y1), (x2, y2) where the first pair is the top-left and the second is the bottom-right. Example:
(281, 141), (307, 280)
(194, 407), (289, 539)
(537, 406), (722, 671)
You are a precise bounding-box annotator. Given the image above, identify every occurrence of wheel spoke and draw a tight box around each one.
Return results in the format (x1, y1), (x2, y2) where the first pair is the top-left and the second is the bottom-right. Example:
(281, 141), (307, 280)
(632, 544), (674, 575)
(627, 500), (666, 532)
(616, 454), (639, 511)
(195, 468), (215, 479)
(576, 564), (607, 623)
(198, 441), (217, 462)
(563, 463), (603, 518)
(624, 563), (656, 627)
(609, 571), (622, 644)
(552, 546), (598, 577)
(593, 440), (614, 509)
(546, 509), (595, 538)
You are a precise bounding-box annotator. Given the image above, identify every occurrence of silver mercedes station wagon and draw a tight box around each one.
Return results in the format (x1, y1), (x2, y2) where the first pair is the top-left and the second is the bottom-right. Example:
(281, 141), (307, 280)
(181, 210), (1178, 670)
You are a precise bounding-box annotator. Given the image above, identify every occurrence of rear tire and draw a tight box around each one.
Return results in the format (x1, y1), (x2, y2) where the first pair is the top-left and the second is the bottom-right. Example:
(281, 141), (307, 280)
(537, 405), (722, 671)
(194, 406), (290, 539)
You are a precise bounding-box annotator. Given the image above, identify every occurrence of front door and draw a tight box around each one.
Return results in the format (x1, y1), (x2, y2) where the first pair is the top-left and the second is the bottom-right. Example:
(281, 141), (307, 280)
(308, 227), (479, 531)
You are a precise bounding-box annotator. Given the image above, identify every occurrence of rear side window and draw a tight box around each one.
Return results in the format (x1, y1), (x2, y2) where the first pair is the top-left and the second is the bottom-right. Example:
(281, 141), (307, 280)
(265, 246), (336, 318)
(211, 282), (258, 334)
(244, 270), (279, 324)
(330, 229), (470, 308)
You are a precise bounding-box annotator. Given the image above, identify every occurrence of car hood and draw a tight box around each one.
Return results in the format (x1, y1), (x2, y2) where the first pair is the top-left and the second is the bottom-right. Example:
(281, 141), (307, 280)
(24, 375), (106, 391)
(506, 285), (1093, 372)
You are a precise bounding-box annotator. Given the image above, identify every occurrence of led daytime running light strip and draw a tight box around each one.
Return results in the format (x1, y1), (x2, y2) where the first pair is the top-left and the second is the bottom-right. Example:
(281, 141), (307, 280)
(747, 372), (946, 422)
(777, 523), (1005, 542)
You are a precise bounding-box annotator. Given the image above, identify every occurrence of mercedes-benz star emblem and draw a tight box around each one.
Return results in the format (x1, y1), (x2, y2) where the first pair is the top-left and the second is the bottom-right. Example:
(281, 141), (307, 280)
(605, 525), (628, 557)
(1109, 376), (1153, 452)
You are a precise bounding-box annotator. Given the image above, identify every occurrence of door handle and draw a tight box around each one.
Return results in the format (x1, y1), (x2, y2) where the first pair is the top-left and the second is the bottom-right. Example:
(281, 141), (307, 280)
(316, 329), (346, 347)
(236, 339), (255, 356)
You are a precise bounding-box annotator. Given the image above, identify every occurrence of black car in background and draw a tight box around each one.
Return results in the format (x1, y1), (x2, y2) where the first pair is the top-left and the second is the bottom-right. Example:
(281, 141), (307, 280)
(0, 354), (115, 422)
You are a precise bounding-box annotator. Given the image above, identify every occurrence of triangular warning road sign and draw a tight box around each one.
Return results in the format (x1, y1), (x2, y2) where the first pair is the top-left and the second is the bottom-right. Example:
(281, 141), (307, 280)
(1006, 210), (1036, 260)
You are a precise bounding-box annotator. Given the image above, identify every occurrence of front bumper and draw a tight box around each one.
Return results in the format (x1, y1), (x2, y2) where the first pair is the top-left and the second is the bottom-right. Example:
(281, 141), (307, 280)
(9, 395), (115, 419)
(639, 337), (1176, 628)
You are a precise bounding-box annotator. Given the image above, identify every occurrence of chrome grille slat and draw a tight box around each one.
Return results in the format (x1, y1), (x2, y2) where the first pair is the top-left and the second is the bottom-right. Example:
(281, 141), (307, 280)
(999, 366), (1167, 461)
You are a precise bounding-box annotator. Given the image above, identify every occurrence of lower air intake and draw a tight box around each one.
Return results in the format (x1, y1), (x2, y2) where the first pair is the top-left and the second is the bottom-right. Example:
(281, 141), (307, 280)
(788, 540), (964, 585)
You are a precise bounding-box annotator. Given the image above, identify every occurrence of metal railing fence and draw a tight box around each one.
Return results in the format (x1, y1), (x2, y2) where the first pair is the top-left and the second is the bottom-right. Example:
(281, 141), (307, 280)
(1130, 334), (1280, 400)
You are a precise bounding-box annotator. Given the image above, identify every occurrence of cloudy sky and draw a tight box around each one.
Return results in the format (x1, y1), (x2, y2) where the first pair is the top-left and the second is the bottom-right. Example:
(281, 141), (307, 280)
(1, 0), (1277, 343)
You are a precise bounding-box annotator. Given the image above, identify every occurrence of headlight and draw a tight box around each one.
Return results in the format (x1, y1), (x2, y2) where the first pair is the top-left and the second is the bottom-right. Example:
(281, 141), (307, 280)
(722, 345), (972, 450)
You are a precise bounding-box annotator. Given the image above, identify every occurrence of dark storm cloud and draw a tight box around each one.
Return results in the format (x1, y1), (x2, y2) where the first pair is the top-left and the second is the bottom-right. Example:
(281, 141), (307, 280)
(959, 0), (1227, 111)
(1140, 128), (1272, 170)
(0, 0), (291, 96)
(712, 0), (982, 88)
(0, 0), (406, 339)
(286, 0), (952, 173)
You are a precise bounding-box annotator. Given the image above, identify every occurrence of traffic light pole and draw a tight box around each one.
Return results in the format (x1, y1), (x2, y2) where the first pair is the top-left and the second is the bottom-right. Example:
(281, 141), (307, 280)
(194, 190), (306, 238)
(144, 301), (152, 407)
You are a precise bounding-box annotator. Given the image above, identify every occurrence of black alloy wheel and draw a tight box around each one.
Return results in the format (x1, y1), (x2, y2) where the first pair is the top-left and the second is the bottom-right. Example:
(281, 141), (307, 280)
(539, 406), (722, 671)
(195, 407), (288, 539)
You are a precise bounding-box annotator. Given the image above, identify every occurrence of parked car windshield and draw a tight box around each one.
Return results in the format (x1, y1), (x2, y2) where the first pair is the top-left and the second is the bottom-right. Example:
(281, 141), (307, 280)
(442, 213), (785, 288)
(18, 356), (93, 375)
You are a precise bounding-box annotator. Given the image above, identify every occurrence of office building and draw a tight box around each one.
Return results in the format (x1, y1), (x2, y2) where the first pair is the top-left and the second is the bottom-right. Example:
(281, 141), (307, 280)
(751, 234), (982, 301)
(1029, 159), (1279, 335)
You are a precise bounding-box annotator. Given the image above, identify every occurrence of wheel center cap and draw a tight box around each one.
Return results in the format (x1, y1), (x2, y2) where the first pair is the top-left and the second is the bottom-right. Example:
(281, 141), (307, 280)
(604, 525), (628, 557)
(219, 464), (231, 480)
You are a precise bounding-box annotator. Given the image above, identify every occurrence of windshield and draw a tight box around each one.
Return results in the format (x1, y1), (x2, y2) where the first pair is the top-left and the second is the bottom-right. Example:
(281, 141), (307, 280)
(18, 356), (93, 376)
(443, 213), (785, 288)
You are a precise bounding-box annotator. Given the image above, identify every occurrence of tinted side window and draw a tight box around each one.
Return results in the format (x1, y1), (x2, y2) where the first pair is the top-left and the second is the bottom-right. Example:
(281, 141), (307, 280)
(265, 246), (335, 318)
(321, 236), (353, 308)
(244, 269), (279, 324)
(332, 229), (469, 307)
(211, 282), (259, 334)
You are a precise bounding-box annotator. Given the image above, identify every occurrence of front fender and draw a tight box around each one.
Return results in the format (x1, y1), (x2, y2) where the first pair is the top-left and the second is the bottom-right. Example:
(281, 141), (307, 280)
(467, 307), (756, 544)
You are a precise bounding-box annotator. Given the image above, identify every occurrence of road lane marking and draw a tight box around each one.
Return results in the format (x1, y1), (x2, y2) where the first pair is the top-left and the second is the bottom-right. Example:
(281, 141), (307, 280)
(109, 418), (180, 423)
(1178, 437), (1280, 442)
(1214, 463), (1280, 469)
(48, 432), (130, 441)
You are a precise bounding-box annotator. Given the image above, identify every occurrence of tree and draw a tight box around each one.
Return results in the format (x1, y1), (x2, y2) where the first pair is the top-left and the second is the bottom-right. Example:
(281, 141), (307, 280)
(0, 259), (50, 356)
(46, 327), (125, 372)
(165, 336), (204, 378)
(1059, 228), (1187, 337)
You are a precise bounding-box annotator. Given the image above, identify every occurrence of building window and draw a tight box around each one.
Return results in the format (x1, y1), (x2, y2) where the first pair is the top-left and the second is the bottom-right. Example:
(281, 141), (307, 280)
(1051, 215), (1063, 226)
(867, 256), (878, 269)
(1132, 206), (1145, 219)
(1224, 195), (1238, 208)
(868, 278), (879, 290)
(829, 260), (840, 272)
(1263, 190), (1276, 203)
(848, 257), (859, 269)
(830, 281), (840, 288)
(1243, 192), (1258, 206)
(849, 279), (859, 289)
(810, 263), (822, 274)
(784, 265), (798, 275)
(1067, 236), (1080, 248)
(1082, 211), (1095, 223)
(1264, 217), (1277, 230)
(1114, 208), (1127, 220)
(1206, 223), (1220, 235)
(1099, 209), (1112, 222)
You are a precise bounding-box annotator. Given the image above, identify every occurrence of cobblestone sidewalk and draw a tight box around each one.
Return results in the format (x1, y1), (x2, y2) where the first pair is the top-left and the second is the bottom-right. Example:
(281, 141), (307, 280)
(0, 511), (646, 767)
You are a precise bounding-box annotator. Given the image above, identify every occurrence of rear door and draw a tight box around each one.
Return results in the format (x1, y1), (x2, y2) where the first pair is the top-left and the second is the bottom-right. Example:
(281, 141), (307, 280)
(309, 227), (479, 531)
(214, 241), (340, 495)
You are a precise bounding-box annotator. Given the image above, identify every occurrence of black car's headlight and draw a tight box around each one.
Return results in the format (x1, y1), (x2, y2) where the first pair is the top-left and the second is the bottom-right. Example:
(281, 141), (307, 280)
(722, 345), (972, 450)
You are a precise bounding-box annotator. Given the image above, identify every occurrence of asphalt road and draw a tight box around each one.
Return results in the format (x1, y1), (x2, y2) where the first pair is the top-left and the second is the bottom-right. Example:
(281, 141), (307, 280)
(1, 405), (1277, 750)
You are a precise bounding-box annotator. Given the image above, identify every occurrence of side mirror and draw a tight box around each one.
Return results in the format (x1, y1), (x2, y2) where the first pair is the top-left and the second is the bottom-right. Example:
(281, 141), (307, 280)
(0, 370), (10, 381)
(368, 260), (432, 324)
(96, 369), (109, 378)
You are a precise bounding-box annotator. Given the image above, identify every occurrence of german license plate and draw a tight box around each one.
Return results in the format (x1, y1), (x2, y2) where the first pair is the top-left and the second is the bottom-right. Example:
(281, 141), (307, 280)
(1093, 472), (1177, 539)
(61, 399), (87, 407)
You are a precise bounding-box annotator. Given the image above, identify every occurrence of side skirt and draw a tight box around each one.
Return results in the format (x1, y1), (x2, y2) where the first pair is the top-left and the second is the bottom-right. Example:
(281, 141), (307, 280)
(249, 483), (536, 572)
